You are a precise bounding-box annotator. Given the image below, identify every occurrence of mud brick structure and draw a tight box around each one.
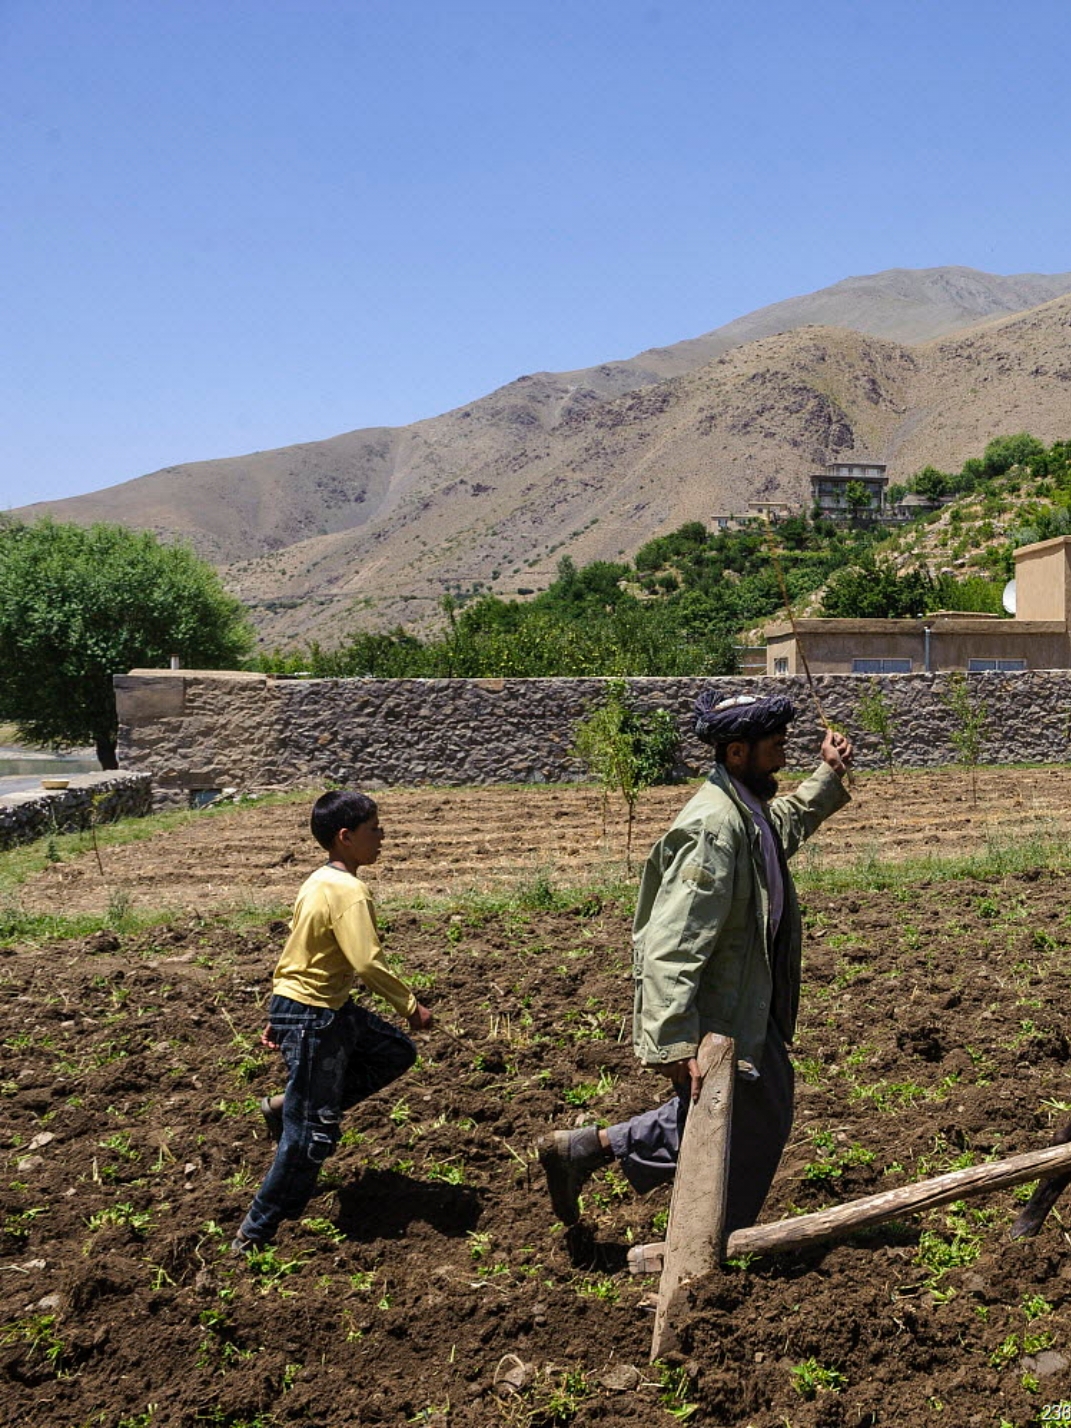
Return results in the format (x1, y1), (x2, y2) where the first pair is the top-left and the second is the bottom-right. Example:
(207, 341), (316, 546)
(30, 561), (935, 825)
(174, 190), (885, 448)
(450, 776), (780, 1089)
(114, 668), (1071, 804)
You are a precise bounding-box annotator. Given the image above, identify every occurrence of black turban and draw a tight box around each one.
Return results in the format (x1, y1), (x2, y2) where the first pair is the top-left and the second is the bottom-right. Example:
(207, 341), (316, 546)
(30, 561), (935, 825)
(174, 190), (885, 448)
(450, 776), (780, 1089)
(693, 692), (796, 746)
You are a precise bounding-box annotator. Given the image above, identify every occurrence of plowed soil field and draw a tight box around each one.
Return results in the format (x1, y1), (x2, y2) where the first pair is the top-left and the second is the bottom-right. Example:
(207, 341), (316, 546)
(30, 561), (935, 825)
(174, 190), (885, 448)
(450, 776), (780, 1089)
(4, 768), (1071, 1427)
(13, 765), (1071, 916)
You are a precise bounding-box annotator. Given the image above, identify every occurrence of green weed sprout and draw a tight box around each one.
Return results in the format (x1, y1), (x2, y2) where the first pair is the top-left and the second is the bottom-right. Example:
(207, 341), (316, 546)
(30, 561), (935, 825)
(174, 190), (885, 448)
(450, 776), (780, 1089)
(790, 1357), (847, 1398)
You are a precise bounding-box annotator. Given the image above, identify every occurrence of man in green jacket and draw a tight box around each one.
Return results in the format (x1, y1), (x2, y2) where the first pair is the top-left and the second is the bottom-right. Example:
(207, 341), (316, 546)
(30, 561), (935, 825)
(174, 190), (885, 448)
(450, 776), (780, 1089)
(538, 691), (853, 1235)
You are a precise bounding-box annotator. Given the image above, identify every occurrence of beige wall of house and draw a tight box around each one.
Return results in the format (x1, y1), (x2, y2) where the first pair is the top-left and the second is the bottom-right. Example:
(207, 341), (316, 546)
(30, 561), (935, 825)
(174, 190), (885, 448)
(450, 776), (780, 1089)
(765, 617), (1068, 675)
(1016, 536), (1071, 623)
(765, 536), (1071, 676)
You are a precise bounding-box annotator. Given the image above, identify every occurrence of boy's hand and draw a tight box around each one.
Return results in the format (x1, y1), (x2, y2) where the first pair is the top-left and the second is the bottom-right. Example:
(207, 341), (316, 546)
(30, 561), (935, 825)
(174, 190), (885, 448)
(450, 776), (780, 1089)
(408, 1003), (433, 1033)
(259, 1024), (279, 1051)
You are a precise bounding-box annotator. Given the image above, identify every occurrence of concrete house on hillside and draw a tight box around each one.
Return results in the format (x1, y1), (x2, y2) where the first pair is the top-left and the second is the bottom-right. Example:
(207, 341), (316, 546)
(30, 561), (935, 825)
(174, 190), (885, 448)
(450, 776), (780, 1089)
(711, 500), (794, 531)
(715, 455), (947, 535)
(810, 458), (888, 519)
(764, 535), (1071, 677)
(746, 500), (794, 522)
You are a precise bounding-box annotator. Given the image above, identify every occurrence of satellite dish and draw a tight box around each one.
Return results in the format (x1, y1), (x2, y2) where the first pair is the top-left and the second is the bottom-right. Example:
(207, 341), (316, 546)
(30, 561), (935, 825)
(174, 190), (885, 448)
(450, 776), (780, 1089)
(1002, 579), (1017, 615)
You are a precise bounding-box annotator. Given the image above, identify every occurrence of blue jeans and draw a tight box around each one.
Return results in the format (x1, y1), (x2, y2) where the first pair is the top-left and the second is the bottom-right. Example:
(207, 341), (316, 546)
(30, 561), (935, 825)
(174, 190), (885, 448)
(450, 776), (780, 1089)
(240, 995), (416, 1243)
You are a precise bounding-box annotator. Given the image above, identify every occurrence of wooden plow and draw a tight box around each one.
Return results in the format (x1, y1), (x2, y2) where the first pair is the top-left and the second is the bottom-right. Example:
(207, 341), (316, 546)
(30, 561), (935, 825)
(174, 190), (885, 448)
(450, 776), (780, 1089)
(631, 1033), (1071, 1361)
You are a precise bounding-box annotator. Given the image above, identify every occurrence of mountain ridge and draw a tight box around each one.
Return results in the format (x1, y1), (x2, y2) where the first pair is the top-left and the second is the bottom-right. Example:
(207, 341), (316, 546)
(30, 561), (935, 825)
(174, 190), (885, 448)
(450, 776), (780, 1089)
(14, 266), (1071, 644)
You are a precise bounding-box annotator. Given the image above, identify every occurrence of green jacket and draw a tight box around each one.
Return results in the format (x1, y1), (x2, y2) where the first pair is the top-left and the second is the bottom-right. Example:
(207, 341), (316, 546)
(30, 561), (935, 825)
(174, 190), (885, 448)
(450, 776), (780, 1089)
(632, 762), (850, 1070)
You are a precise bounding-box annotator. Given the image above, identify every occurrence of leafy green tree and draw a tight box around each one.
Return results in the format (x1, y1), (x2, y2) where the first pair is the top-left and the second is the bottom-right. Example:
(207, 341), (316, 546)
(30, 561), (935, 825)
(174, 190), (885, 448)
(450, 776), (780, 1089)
(911, 466), (951, 501)
(821, 556), (935, 618)
(955, 456), (986, 492)
(1035, 439), (1071, 487)
(0, 520), (254, 767)
(573, 680), (679, 868)
(633, 536), (671, 574)
(843, 480), (873, 520)
(929, 574), (1004, 615)
(634, 521), (708, 572)
(287, 628), (428, 678)
(981, 432), (1046, 478)
(855, 680), (897, 776)
(777, 515), (811, 549)
(535, 558), (633, 616)
(941, 672), (990, 804)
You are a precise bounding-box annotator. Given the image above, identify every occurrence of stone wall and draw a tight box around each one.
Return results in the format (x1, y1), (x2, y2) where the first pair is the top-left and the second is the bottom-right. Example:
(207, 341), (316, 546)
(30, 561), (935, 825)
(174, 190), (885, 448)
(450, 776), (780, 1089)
(113, 670), (276, 802)
(114, 669), (1071, 800)
(0, 773), (153, 849)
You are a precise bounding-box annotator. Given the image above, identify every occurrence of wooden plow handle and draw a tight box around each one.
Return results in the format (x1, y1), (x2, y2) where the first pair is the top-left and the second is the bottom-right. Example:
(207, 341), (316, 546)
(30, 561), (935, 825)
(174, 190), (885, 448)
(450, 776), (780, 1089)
(649, 1032), (735, 1362)
(1010, 1119), (1071, 1240)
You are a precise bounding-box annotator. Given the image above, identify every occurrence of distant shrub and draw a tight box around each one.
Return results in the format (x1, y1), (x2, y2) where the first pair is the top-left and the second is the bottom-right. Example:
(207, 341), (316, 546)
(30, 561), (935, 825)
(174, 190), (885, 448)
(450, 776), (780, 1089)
(573, 680), (680, 869)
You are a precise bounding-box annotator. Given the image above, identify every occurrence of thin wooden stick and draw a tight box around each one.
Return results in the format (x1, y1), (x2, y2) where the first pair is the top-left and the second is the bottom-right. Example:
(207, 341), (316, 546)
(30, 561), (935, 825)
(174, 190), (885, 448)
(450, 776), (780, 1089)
(762, 519), (830, 730)
(1010, 1119), (1071, 1239)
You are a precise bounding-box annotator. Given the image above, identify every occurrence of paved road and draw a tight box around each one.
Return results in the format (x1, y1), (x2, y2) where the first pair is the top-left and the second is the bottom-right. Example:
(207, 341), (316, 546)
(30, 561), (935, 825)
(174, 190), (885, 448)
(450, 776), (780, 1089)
(0, 747), (99, 800)
(1, 774), (78, 797)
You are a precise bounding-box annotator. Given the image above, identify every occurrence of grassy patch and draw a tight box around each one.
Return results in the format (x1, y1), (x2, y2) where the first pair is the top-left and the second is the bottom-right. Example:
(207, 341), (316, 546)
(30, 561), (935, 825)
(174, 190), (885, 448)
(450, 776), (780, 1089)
(0, 786), (315, 899)
(796, 832), (1071, 896)
(0, 789), (312, 947)
(0, 903), (174, 948)
(396, 868), (634, 922)
(0, 896), (294, 950)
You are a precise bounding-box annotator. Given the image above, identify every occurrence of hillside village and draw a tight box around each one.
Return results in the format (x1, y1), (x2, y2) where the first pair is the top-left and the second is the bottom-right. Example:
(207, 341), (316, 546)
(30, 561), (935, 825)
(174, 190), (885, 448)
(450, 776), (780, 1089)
(8, 270), (1071, 799)
(244, 433), (1070, 684)
(6, 267), (1071, 686)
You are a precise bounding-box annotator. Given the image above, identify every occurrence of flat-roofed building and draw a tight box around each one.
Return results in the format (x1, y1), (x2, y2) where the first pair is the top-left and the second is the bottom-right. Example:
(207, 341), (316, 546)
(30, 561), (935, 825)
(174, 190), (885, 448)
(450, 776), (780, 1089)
(764, 536), (1071, 676)
(810, 458), (888, 519)
(746, 499), (794, 522)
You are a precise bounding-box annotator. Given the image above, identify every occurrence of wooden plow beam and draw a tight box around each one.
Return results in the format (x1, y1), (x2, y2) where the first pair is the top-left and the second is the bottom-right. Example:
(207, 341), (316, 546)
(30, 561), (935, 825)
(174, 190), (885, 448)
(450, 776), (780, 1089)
(640, 1032), (1071, 1360)
(727, 1139), (1071, 1257)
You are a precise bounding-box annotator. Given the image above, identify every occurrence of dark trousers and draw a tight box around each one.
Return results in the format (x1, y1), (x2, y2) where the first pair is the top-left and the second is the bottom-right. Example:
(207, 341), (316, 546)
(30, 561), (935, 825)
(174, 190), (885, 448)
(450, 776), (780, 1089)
(605, 1023), (794, 1235)
(240, 995), (416, 1243)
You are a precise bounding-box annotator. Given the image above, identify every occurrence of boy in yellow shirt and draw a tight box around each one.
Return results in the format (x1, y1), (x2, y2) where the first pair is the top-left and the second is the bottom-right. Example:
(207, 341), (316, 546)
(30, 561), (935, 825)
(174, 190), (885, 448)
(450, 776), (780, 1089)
(234, 790), (432, 1252)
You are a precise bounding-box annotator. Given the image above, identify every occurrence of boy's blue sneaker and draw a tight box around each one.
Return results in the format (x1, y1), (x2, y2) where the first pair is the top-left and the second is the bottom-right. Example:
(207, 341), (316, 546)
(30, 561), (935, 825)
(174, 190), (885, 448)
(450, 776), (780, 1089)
(259, 1096), (283, 1142)
(231, 1231), (261, 1256)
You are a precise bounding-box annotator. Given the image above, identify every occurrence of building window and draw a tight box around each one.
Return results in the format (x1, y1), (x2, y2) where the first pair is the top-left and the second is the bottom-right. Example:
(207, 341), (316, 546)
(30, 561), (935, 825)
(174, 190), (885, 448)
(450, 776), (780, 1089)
(773, 657), (789, 676)
(852, 658), (912, 674)
(967, 658), (1028, 672)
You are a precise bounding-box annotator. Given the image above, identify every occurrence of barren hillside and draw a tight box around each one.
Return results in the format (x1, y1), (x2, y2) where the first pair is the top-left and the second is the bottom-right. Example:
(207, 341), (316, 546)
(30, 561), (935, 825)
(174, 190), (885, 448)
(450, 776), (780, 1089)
(231, 296), (1071, 644)
(559, 264), (1071, 392)
(15, 267), (1071, 645)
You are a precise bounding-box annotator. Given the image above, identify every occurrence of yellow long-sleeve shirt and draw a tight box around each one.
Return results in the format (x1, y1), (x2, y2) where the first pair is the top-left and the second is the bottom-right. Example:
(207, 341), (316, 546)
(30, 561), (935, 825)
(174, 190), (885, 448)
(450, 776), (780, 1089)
(272, 865), (417, 1017)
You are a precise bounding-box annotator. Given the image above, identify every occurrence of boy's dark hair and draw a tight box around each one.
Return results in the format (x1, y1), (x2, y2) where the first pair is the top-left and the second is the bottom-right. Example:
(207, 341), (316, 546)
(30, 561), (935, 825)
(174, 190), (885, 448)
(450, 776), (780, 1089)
(310, 789), (378, 850)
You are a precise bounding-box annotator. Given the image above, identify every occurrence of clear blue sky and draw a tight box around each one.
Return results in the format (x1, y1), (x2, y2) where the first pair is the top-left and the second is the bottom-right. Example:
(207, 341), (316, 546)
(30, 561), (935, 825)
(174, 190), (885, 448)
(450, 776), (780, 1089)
(4, 0), (1070, 508)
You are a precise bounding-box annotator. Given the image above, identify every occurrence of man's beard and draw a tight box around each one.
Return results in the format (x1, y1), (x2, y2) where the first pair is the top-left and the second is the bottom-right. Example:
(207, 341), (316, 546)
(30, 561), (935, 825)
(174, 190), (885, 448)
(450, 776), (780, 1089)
(738, 768), (778, 801)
